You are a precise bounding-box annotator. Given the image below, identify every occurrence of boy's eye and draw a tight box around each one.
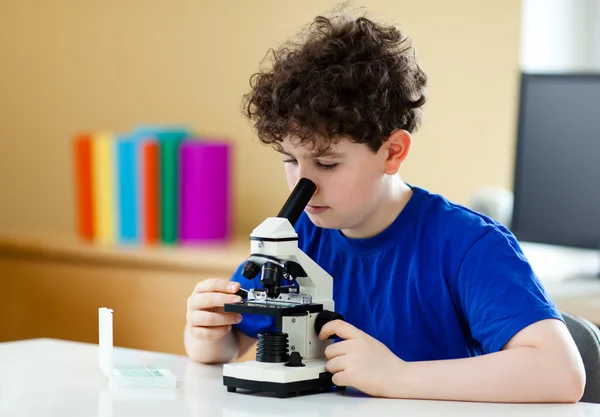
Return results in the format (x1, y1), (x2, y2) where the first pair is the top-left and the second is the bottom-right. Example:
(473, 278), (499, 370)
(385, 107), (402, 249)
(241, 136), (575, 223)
(317, 162), (338, 170)
(283, 159), (338, 170)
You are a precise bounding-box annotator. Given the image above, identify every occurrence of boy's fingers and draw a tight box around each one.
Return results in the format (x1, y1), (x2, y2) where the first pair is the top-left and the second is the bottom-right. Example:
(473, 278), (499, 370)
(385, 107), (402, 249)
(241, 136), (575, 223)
(189, 324), (232, 341)
(324, 339), (348, 359)
(325, 355), (346, 374)
(187, 310), (242, 327)
(331, 371), (348, 388)
(319, 320), (362, 340)
(191, 292), (241, 310)
(194, 278), (240, 294)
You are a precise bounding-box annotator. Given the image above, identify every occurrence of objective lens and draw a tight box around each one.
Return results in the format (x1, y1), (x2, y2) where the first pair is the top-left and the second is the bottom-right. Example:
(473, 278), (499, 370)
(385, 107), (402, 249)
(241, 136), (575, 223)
(241, 260), (260, 279)
(261, 261), (283, 298)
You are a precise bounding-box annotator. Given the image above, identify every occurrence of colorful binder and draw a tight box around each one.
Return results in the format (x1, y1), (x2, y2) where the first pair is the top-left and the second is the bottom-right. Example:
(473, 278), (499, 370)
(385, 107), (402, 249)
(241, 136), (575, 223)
(92, 132), (117, 244)
(179, 141), (231, 243)
(139, 139), (159, 245)
(132, 126), (191, 245)
(72, 125), (231, 246)
(73, 133), (94, 241)
(157, 131), (190, 245)
(116, 134), (139, 244)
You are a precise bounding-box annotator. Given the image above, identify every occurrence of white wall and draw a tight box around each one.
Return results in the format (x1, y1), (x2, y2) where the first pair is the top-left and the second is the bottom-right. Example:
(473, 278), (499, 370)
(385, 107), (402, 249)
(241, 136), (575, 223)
(521, 0), (600, 72)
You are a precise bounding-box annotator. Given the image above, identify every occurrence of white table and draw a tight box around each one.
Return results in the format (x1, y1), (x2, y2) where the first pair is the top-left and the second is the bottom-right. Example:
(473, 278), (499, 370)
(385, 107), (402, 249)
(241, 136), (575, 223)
(517, 242), (600, 324)
(520, 242), (600, 296)
(520, 242), (599, 284)
(1, 339), (599, 417)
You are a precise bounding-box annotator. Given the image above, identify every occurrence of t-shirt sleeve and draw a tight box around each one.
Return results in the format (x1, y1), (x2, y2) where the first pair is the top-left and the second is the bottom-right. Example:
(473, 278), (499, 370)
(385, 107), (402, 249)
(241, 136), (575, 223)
(456, 227), (563, 354)
(229, 262), (277, 339)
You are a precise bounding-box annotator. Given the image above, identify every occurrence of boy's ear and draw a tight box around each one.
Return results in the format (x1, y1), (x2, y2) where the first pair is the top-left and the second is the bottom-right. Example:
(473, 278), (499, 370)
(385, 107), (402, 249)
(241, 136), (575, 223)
(383, 129), (412, 175)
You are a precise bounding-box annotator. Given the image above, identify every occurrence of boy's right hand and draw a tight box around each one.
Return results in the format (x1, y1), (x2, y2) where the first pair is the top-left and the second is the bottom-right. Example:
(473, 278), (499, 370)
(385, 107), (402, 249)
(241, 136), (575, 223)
(186, 278), (243, 341)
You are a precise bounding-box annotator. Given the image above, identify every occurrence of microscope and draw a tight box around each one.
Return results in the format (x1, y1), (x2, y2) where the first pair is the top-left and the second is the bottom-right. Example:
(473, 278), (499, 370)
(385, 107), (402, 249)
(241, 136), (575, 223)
(223, 178), (343, 398)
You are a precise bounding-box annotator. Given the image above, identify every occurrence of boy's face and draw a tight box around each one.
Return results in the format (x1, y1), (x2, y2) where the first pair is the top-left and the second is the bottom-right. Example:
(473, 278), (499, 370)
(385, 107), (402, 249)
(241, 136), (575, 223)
(278, 136), (396, 233)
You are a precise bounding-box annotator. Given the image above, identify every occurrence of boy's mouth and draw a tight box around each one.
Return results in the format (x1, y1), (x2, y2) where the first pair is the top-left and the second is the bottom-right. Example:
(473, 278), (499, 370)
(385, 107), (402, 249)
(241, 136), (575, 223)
(306, 205), (329, 215)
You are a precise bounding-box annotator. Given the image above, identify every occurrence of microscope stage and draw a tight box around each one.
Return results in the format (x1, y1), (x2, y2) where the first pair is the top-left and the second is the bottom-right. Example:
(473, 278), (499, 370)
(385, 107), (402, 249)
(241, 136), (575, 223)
(224, 301), (323, 317)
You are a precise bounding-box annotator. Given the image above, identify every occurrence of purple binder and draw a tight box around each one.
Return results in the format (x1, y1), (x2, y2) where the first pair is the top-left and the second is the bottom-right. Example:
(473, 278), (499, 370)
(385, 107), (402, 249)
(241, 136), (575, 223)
(179, 141), (231, 243)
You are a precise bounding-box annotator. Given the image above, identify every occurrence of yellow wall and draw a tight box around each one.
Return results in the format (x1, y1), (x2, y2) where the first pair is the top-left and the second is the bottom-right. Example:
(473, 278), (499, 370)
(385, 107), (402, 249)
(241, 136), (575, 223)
(0, 0), (522, 238)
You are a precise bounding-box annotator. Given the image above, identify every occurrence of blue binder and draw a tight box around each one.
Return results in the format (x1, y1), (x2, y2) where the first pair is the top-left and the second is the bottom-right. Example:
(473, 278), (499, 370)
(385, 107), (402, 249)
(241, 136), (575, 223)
(116, 134), (139, 244)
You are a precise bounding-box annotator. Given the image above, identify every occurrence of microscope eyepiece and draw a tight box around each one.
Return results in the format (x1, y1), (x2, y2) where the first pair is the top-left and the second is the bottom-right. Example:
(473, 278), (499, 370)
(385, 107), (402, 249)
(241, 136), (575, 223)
(277, 178), (317, 226)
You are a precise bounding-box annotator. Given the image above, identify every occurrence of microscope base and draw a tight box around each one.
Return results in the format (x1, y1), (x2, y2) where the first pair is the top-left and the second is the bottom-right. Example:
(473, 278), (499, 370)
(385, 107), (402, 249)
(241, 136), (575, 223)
(223, 359), (338, 398)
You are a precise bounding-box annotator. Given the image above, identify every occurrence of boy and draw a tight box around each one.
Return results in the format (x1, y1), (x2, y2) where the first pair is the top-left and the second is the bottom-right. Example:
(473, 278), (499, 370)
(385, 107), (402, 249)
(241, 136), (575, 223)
(184, 10), (585, 402)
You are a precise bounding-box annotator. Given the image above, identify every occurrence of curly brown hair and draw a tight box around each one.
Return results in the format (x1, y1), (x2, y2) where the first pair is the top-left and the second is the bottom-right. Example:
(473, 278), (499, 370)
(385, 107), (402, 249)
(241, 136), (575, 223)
(242, 12), (428, 153)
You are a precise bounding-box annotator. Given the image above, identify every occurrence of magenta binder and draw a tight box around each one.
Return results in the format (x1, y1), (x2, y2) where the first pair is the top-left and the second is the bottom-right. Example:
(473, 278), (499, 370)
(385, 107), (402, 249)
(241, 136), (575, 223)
(179, 141), (231, 243)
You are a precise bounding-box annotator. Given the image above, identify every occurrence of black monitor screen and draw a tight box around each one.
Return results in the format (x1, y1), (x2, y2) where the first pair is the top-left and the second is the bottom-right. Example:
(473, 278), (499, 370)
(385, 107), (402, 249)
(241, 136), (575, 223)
(511, 73), (600, 249)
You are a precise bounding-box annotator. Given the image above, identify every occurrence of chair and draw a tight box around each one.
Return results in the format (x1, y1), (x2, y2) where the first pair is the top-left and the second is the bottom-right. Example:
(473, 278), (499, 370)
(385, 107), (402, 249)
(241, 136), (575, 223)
(561, 310), (600, 403)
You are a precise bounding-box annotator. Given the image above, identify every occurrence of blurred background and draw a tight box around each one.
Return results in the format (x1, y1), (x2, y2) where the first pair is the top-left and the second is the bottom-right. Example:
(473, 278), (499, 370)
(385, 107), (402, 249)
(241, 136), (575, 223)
(1, 0), (599, 357)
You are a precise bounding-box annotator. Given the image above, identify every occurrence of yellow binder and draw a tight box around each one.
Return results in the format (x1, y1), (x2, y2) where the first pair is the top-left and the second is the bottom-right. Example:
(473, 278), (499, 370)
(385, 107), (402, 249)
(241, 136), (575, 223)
(92, 131), (117, 244)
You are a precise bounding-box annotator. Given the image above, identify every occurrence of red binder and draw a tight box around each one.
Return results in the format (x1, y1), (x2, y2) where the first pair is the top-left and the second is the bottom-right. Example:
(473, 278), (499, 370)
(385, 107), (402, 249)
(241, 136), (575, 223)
(140, 140), (159, 244)
(73, 133), (94, 241)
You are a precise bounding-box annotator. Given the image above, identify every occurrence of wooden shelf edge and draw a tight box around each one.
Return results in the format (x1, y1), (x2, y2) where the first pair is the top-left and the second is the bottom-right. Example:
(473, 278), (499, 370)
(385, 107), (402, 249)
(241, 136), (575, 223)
(0, 234), (250, 274)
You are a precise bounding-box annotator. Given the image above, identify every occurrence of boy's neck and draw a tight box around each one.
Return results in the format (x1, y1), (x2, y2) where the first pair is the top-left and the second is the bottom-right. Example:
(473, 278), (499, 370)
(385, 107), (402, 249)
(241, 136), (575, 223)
(340, 176), (413, 239)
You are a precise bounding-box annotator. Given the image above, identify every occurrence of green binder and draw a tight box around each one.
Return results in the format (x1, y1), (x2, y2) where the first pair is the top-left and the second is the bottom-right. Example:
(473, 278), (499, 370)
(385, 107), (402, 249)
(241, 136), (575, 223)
(158, 131), (189, 245)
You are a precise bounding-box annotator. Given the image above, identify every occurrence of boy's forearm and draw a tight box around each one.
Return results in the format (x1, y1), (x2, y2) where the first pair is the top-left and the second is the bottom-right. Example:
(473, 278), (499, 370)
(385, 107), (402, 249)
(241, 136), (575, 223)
(184, 325), (239, 364)
(393, 347), (583, 403)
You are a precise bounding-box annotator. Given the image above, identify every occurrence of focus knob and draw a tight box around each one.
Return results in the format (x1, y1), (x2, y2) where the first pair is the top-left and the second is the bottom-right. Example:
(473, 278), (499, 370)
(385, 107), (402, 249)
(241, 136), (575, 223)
(314, 310), (344, 339)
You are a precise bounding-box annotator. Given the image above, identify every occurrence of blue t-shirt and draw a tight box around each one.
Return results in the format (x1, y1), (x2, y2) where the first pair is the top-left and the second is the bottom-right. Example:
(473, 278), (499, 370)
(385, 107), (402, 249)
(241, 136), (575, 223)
(231, 185), (562, 361)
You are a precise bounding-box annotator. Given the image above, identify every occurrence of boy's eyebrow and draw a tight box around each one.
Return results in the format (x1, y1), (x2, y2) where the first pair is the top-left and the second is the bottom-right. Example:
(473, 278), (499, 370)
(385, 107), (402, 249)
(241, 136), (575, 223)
(311, 149), (344, 158)
(277, 149), (344, 158)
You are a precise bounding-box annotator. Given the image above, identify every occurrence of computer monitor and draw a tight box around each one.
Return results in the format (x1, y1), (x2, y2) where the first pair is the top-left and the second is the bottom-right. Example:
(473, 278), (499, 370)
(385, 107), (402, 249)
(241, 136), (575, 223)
(511, 73), (600, 250)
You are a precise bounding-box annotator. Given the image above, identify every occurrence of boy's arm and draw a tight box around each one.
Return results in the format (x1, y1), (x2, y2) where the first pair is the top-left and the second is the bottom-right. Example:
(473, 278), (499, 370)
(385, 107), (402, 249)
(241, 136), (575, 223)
(394, 318), (585, 402)
(184, 325), (257, 364)
(320, 318), (585, 403)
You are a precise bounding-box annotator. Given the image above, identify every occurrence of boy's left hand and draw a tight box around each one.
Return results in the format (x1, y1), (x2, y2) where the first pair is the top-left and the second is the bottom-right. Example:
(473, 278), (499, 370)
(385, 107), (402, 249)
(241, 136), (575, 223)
(319, 320), (404, 397)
